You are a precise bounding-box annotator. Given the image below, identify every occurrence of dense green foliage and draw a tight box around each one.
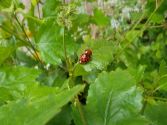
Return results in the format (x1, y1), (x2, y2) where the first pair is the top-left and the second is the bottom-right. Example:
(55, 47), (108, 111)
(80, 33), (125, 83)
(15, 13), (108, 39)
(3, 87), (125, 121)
(0, 0), (167, 125)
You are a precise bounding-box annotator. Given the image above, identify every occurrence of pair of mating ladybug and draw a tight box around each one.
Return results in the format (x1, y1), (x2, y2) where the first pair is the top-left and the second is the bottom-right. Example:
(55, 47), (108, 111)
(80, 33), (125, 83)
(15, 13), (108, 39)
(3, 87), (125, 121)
(79, 49), (92, 64)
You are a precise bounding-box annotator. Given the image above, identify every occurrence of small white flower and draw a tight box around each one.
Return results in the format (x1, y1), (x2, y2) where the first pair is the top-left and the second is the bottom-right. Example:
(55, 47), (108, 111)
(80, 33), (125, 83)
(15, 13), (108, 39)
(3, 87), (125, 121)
(122, 7), (131, 19)
(111, 18), (120, 29)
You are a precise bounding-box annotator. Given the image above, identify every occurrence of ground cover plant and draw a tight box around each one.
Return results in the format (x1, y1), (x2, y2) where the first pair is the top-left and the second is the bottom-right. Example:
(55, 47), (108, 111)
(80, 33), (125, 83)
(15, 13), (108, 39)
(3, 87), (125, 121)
(0, 0), (167, 125)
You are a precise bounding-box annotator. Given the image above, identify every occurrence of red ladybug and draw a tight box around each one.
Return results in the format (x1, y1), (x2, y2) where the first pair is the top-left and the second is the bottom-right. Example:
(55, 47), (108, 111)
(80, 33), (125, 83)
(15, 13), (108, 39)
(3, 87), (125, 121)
(84, 49), (92, 56)
(79, 49), (92, 64)
(79, 53), (91, 64)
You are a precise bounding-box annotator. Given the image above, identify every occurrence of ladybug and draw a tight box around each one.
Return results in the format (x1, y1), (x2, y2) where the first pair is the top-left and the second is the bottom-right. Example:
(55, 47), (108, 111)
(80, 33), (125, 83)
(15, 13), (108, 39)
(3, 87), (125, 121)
(79, 49), (92, 64)
(84, 49), (92, 56)
(79, 53), (91, 64)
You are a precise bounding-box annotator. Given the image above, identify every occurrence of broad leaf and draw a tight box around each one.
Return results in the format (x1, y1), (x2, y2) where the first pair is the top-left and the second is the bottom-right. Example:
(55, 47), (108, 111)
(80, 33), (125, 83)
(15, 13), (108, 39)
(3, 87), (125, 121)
(16, 50), (37, 67)
(92, 9), (109, 26)
(77, 40), (114, 72)
(38, 67), (67, 87)
(0, 66), (41, 100)
(37, 20), (76, 65)
(42, 0), (61, 17)
(157, 61), (167, 90)
(125, 30), (141, 43)
(128, 65), (146, 83)
(71, 103), (85, 125)
(145, 102), (167, 125)
(0, 66), (40, 86)
(47, 105), (72, 125)
(0, 85), (84, 125)
(0, 46), (14, 65)
(0, 87), (13, 104)
(83, 69), (148, 125)
(0, 0), (12, 10)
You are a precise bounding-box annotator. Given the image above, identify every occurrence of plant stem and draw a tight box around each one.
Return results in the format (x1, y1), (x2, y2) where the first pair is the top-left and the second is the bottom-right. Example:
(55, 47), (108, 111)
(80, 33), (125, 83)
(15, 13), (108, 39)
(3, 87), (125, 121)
(148, 24), (166, 28)
(75, 98), (87, 125)
(101, 0), (104, 11)
(140, 100), (147, 115)
(130, 12), (145, 31)
(0, 25), (26, 43)
(36, 0), (41, 19)
(150, 96), (167, 101)
(14, 13), (43, 65)
(63, 27), (71, 72)
(84, 0), (87, 13)
(66, 66), (87, 124)
(70, 64), (87, 125)
(0, 25), (36, 59)
(61, 23), (87, 125)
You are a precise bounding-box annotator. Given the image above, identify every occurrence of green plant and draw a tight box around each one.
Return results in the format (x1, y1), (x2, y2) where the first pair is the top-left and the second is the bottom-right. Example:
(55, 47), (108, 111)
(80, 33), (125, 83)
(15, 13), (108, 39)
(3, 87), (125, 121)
(0, 0), (167, 125)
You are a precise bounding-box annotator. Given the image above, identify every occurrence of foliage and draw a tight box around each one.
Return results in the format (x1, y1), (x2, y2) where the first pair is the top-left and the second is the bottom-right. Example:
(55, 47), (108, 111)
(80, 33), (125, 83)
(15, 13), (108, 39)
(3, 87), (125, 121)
(0, 0), (167, 125)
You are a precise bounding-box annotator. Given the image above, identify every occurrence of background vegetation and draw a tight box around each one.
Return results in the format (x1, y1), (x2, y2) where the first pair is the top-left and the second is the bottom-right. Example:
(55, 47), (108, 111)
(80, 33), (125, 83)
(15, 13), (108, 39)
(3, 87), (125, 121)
(0, 0), (167, 125)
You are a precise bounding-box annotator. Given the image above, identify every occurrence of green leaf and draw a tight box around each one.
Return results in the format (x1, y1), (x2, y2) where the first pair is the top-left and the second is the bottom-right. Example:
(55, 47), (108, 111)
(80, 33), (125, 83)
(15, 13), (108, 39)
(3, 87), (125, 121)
(71, 103), (84, 125)
(0, 85), (84, 125)
(0, 66), (40, 86)
(145, 102), (167, 125)
(120, 46), (139, 67)
(92, 9), (109, 26)
(145, 0), (167, 24)
(0, 87), (13, 104)
(0, 0), (20, 11)
(25, 15), (44, 37)
(78, 40), (114, 72)
(16, 50), (37, 67)
(128, 65), (146, 83)
(38, 67), (67, 87)
(150, 13), (164, 24)
(159, 60), (167, 76)
(42, 0), (61, 17)
(31, 0), (40, 6)
(75, 14), (90, 26)
(83, 69), (147, 125)
(154, 61), (167, 91)
(125, 30), (141, 43)
(116, 117), (149, 125)
(0, 0), (12, 10)
(47, 105), (72, 125)
(37, 20), (76, 65)
(73, 64), (88, 77)
(0, 45), (14, 65)
(0, 66), (41, 100)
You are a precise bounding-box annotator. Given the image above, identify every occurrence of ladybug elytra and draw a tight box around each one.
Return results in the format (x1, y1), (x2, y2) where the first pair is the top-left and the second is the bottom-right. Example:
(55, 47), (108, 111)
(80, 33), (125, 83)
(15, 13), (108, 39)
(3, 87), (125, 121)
(79, 49), (92, 64)
(79, 54), (91, 64)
